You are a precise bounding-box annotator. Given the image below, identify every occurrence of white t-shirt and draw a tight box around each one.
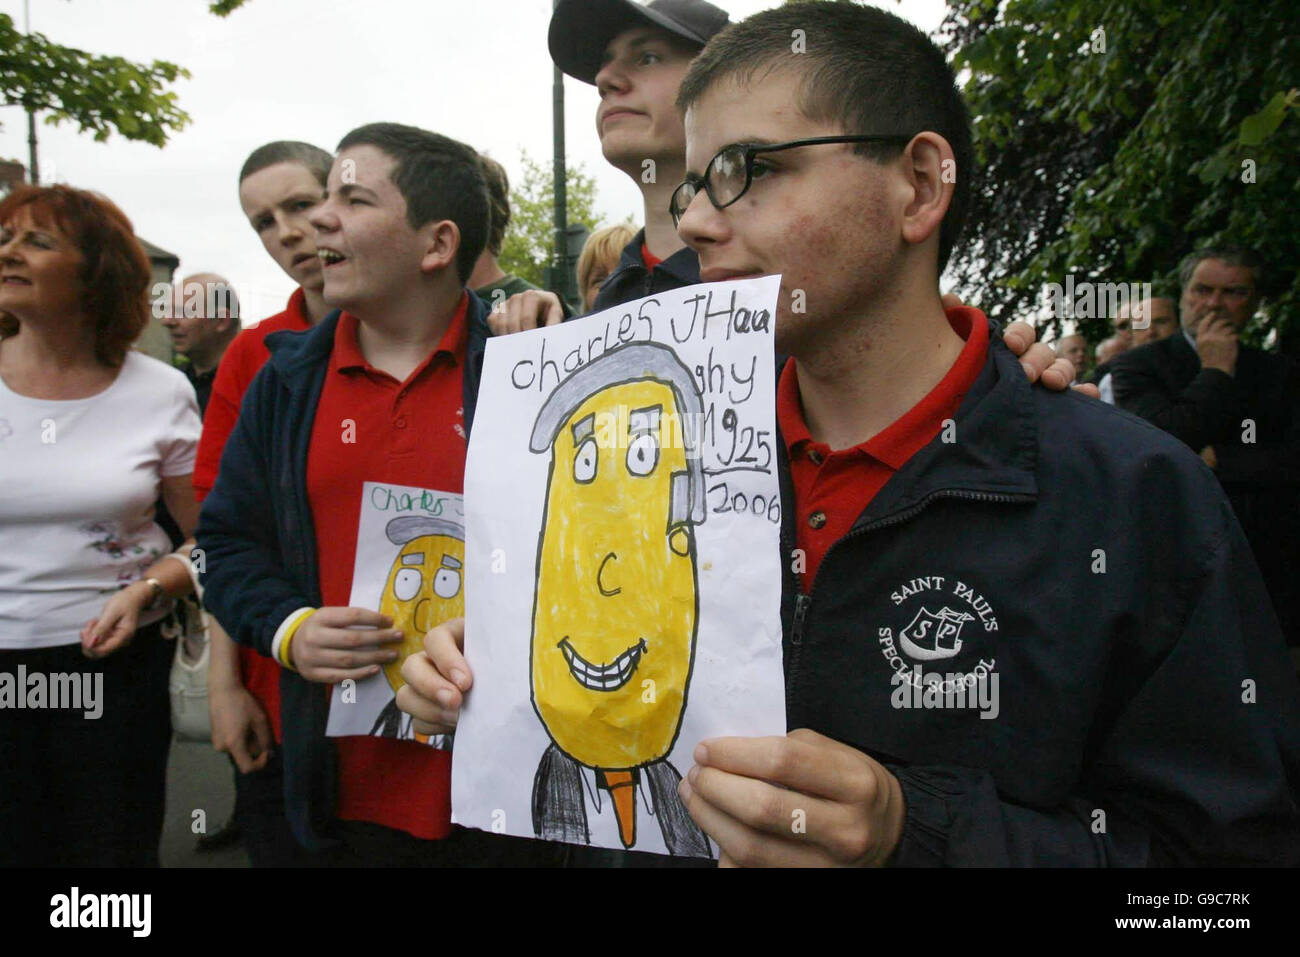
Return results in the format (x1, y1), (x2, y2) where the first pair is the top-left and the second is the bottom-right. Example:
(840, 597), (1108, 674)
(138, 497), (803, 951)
(0, 349), (201, 649)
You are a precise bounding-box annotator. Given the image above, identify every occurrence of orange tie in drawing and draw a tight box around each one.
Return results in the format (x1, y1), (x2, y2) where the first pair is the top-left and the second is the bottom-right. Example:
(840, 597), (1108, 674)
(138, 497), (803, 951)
(599, 770), (637, 848)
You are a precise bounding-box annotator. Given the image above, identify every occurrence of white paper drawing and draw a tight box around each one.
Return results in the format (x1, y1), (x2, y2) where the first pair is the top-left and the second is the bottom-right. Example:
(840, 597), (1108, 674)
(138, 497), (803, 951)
(326, 482), (464, 748)
(453, 277), (788, 857)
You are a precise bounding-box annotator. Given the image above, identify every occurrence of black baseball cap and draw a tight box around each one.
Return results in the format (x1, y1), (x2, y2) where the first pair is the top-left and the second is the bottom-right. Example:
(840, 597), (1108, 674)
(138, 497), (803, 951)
(549, 0), (730, 86)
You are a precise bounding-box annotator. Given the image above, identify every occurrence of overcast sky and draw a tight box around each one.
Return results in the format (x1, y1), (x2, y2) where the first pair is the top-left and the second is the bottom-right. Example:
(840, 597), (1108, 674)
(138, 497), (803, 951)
(0, 0), (945, 323)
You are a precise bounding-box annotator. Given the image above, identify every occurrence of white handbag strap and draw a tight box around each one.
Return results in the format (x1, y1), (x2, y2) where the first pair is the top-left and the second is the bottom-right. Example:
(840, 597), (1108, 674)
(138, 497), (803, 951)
(165, 547), (210, 653)
(167, 546), (204, 602)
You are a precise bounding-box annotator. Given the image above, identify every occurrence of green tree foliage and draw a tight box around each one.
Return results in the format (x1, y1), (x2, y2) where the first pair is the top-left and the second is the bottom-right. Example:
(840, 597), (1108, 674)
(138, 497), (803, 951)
(498, 151), (606, 288)
(0, 12), (189, 147)
(939, 0), (1299, 348)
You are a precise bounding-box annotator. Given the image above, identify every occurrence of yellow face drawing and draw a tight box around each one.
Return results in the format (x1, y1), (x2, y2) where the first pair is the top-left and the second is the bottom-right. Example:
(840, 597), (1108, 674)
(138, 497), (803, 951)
(531, 377), (700, 770)
(378, 521), (464, 693)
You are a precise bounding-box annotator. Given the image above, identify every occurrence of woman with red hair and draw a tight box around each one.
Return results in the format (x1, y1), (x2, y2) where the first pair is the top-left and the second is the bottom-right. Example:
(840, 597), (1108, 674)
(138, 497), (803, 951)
(0, 185), (202, 866)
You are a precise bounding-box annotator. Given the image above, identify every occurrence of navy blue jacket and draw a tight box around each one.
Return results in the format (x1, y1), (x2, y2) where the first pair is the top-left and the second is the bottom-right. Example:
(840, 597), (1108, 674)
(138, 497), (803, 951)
(197, 295), (492, 849)
(590, 228), (700, 313)
(778, 328), (1300, 865)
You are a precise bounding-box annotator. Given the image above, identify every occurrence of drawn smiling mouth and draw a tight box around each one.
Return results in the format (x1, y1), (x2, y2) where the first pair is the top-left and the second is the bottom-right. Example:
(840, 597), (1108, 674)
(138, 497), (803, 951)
(558, 637), (647, 692)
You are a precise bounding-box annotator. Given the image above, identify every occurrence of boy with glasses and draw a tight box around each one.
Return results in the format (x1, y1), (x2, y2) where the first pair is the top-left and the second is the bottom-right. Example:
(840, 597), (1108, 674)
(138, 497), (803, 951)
(493, 0), (1077, 391)
(403, 1), (1300, 866)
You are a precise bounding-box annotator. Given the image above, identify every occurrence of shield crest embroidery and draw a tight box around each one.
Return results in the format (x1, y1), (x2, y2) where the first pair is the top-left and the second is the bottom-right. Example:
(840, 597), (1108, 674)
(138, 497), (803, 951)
(898, 606), (974, 661)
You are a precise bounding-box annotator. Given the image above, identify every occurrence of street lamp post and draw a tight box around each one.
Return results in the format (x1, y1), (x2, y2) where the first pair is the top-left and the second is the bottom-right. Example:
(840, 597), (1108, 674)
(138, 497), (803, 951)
(552, 60), (566, 300)
(25, 0), (39, 185)
(550, 0), (570, 306)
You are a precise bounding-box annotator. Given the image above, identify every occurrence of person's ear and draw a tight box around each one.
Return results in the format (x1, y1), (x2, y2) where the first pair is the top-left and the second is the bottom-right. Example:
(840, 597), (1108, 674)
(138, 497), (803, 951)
(898, 132), (955, 253)
(421, 220), (461, 278)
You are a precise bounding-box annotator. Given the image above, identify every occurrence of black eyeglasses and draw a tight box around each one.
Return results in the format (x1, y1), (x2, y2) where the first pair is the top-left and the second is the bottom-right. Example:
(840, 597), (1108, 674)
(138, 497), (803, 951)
(669, 135), (914, 227)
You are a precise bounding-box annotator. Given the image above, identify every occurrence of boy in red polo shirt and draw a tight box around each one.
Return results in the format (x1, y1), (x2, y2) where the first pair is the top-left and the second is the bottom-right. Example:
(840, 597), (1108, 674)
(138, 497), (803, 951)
(198, 123), (496, 863)
(401, 3), (1299, 866)
(197, 141), (333, 866)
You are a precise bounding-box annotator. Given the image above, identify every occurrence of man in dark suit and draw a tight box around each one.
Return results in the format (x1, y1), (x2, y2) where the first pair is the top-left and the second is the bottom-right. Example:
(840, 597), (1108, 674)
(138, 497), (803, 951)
(1113, 247), (1300, 663)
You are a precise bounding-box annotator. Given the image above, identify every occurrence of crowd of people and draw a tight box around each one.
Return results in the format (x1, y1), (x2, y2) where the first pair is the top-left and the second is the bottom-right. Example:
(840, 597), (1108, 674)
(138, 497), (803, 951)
(1, 0), (1297, 869)
(1052, 255), (1300, 651)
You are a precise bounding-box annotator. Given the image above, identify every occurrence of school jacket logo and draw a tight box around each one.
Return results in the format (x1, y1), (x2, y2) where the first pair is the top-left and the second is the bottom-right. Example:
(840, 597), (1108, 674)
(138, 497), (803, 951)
(898, 606), (973, 661)
(878, 576), (1001, 719)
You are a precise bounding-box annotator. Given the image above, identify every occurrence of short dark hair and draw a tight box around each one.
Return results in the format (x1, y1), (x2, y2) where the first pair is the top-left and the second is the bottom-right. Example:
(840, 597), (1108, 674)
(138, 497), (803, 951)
(1178, 246), (1264, 294)
(239, 140), (333, 187)
(478, 154), (511, 258)
(677, 0), (973, 272)
(337, 122), (489, 284)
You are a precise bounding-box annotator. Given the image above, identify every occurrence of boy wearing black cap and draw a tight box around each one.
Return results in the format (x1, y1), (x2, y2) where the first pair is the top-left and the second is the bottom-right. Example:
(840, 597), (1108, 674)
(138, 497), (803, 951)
(552, 0), (727, 311)
(491, 0), (728, 336)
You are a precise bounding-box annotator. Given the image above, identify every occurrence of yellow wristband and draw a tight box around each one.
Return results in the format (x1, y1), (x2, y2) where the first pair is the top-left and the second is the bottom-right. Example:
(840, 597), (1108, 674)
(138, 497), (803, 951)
(275, 608), (316, 671)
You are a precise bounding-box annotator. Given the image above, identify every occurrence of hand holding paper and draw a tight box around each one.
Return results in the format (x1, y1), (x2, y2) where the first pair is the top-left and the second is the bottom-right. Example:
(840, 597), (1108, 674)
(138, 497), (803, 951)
(291, 607), (400, 683)
(396, 616), (471, 737)
(679, 728), (906, 867)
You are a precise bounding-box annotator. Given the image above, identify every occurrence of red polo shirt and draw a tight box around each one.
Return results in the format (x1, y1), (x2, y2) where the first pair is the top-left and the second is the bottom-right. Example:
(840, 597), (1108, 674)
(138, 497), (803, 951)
(195, 288), (313, 499)
(778, 307), (989, 591)
(307, 294), (470, 840)
(194, 288), (313, 742)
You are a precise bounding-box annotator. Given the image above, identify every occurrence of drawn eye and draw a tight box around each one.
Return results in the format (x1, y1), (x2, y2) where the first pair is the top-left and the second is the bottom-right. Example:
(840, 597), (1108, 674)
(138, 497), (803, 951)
(393, 568), (422, 601)
(434, 569), (460, 600)
(574, 438), (597, 483)
(626, 432), (659, 476)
